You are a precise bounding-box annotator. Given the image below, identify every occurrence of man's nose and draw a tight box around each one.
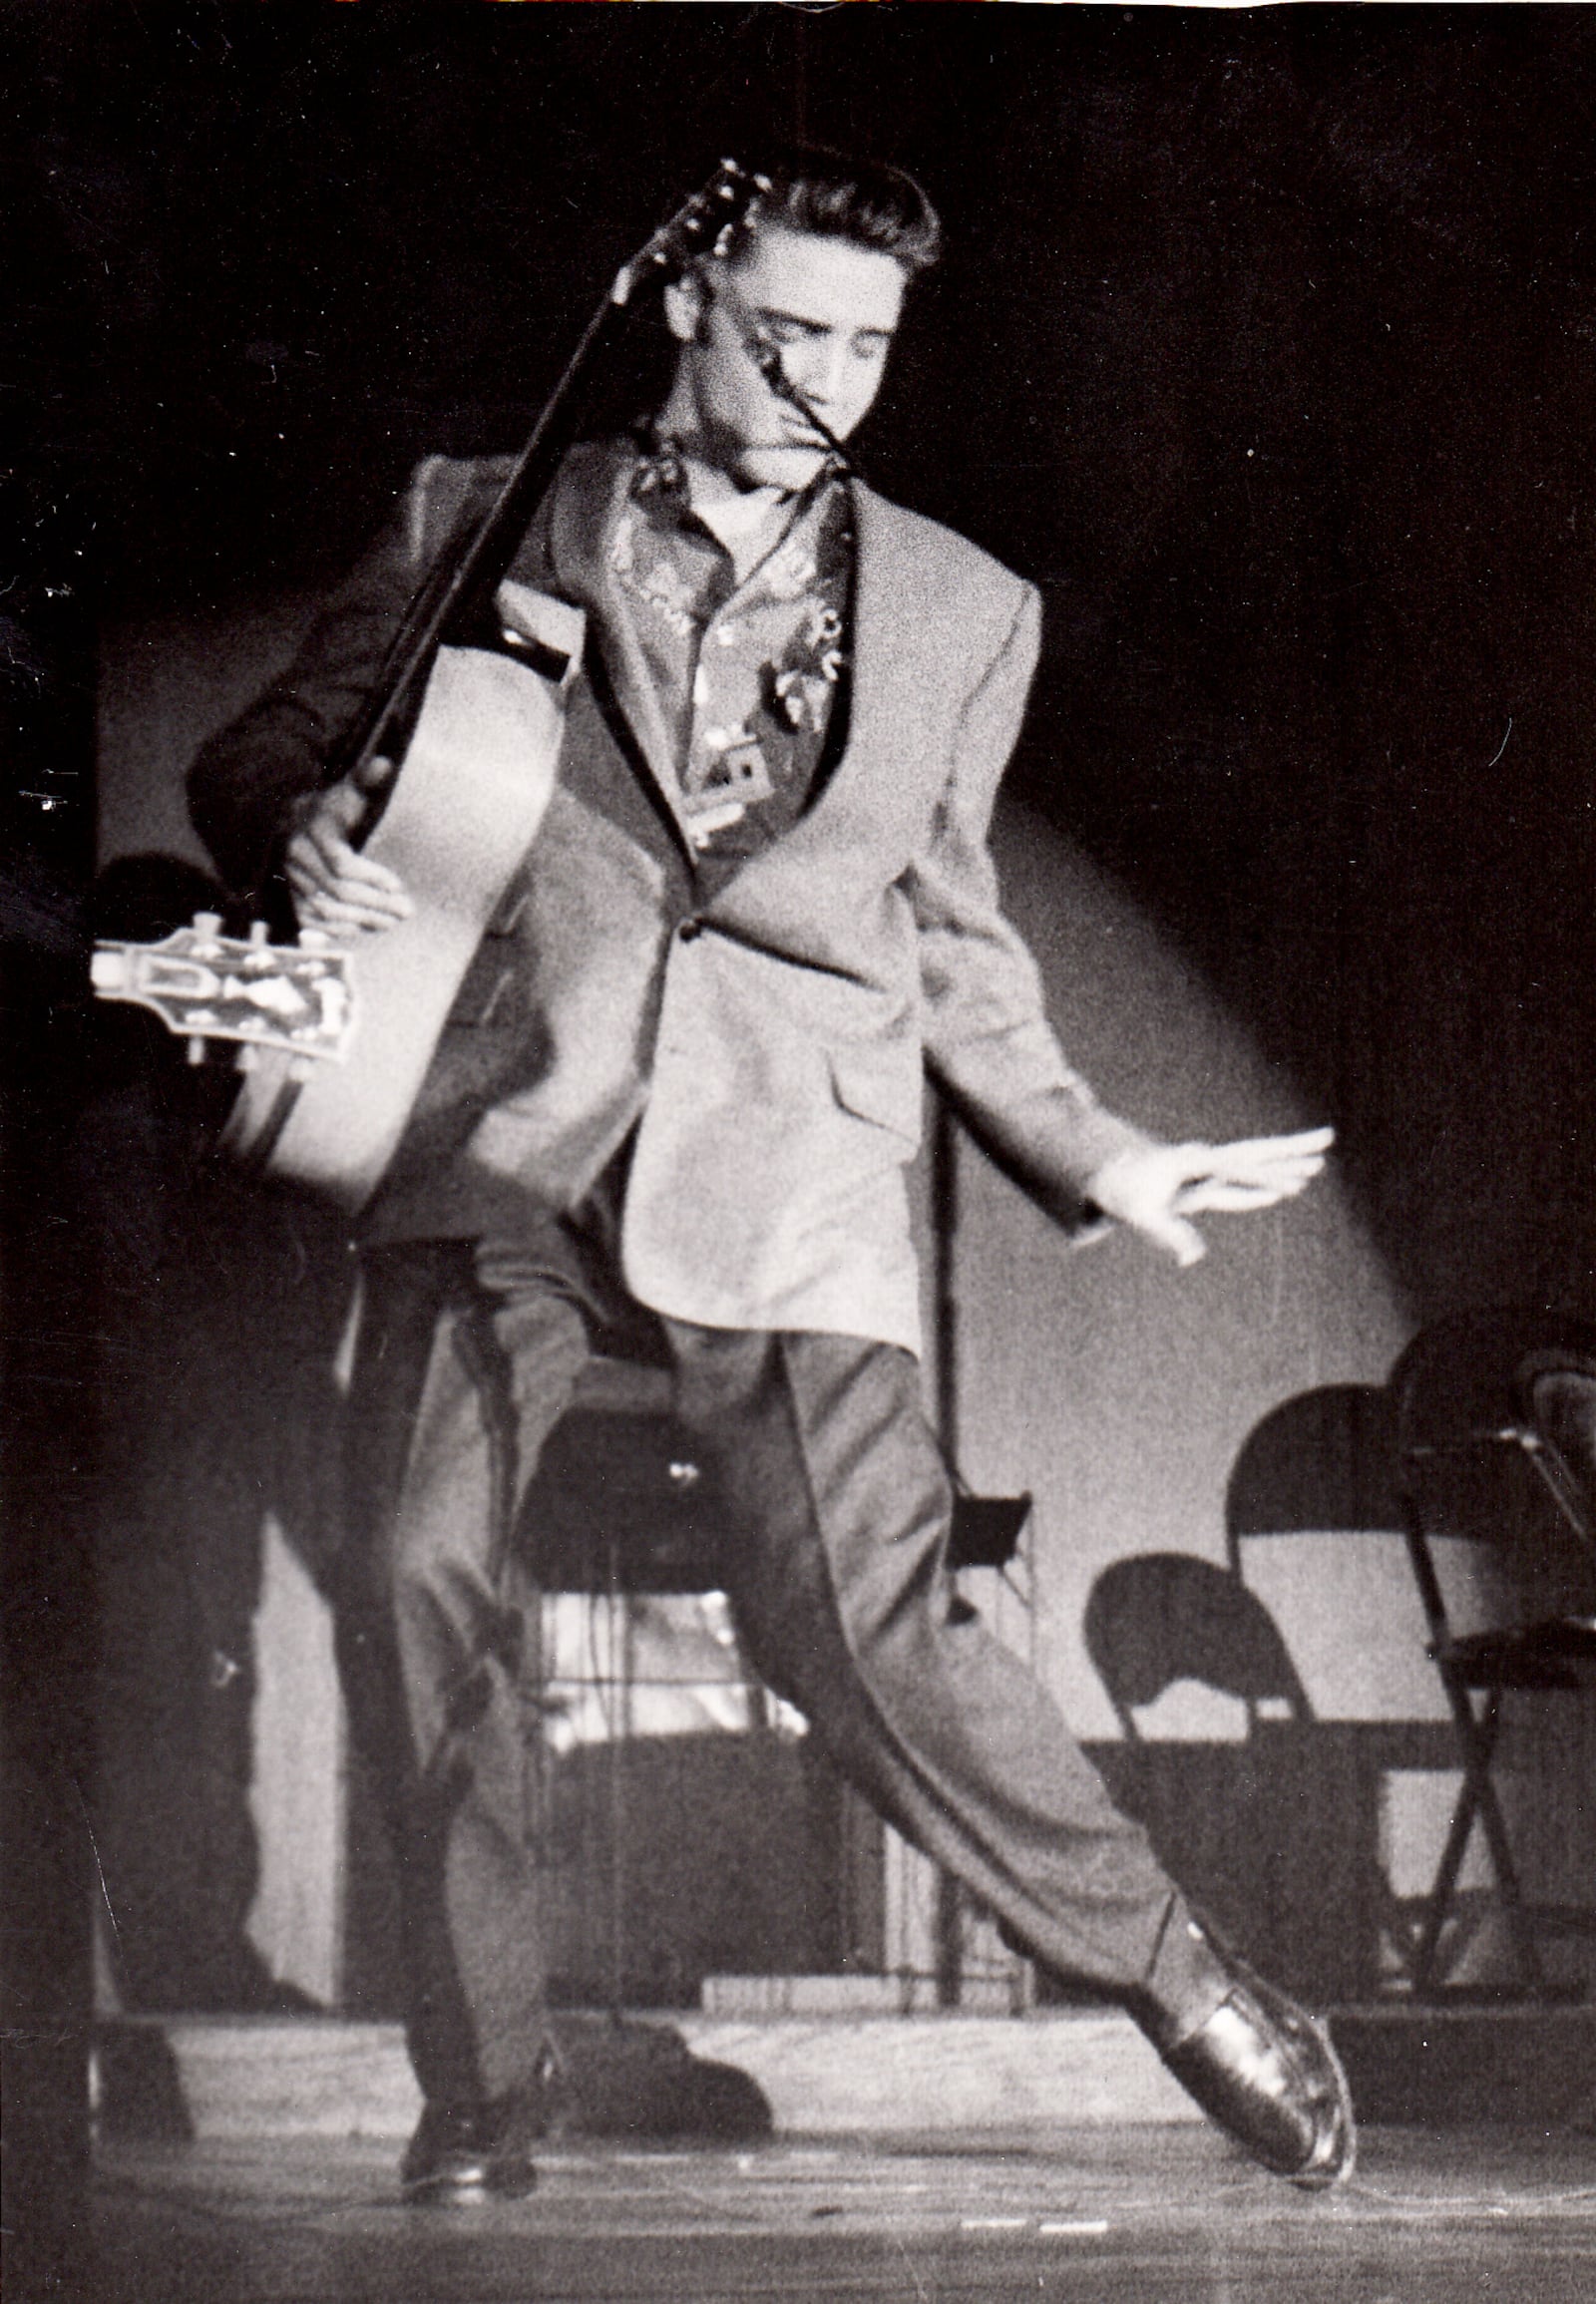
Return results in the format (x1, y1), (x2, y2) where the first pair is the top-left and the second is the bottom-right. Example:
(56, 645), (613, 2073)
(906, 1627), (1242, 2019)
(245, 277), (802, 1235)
(786, 337), (846, 411)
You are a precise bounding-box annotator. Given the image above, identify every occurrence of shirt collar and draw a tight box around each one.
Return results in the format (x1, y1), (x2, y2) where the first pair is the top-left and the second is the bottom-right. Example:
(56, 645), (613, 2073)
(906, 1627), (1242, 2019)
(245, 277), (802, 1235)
(629, 423), (847, 515)
(630, 425), (690, 503)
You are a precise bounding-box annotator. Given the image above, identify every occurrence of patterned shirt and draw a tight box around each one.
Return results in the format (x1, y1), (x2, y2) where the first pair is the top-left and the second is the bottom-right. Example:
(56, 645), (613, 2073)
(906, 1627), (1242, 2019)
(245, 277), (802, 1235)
(606, 435), (853, 892)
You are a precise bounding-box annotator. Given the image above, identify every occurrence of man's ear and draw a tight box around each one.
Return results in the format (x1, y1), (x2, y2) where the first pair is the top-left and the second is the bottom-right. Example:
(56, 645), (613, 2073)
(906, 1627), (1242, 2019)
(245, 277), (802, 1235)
(662, 268), (706, 346)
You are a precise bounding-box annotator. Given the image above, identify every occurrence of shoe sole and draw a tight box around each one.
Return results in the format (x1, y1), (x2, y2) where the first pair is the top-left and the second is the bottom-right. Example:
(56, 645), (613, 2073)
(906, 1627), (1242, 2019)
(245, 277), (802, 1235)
(402, 2161), (539, 2204)
(1287, 2009), (1357, 2191)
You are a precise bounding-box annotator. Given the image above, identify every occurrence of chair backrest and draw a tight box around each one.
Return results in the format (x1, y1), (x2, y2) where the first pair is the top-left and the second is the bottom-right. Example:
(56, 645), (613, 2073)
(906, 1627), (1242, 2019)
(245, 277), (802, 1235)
(1390, 1307), (1596, 1617)
(1082, 1551), (1311, 1740)
(1222, 1383), (1468, 1726)
(1517, 1355), (1596, 1548)
(1225, 1383), (1398, 1564)
(1390, 1309), (1596, 1468)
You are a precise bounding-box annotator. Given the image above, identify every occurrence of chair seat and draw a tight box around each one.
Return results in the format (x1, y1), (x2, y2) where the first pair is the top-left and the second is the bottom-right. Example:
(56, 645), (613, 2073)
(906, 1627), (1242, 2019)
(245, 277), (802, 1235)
(1440, 1617), (1596, 1691)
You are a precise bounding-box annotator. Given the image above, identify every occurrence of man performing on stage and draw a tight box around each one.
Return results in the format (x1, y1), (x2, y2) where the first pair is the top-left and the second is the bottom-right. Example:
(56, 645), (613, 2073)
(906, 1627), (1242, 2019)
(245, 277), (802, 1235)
(190, 151), (1353, 2200)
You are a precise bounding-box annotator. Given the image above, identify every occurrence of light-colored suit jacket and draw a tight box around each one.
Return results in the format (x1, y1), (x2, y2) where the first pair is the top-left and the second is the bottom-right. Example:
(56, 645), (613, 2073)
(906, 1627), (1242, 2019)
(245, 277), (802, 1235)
(190, 441), (1149, 1354)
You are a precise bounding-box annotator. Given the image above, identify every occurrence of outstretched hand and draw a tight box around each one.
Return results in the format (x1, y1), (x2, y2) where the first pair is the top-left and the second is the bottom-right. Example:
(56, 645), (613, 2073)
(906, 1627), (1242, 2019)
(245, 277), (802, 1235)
(1086, 1127), (1335, 1268)
(285, 755), (412, 937)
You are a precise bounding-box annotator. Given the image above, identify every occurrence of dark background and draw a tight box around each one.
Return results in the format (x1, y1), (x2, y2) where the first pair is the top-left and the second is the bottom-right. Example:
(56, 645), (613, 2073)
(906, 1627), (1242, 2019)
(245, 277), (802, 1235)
(5, 2), (1596, 2278)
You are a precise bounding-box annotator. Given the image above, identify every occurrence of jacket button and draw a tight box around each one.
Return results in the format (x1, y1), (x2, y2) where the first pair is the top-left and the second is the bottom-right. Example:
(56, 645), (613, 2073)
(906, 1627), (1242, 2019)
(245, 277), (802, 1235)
(677, 918), (704, 944)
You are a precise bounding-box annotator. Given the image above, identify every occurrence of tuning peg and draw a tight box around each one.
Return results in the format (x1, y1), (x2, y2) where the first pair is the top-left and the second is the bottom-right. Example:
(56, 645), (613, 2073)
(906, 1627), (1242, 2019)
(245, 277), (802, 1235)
(249, 921), (269, 946)
(235, 1044), (259, 1073)
(193, 912), (222, 937)
(187, 1037), (206, 1066)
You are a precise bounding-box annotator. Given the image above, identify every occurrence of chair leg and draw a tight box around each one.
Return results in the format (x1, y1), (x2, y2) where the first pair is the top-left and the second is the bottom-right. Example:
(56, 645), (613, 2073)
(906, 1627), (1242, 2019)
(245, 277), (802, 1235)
(1373, 1874), (1425, 1990)
(1415, 1688), (1548, 1997)
(1414, 1766), (1482, 1995)
(1467, 1723), (1547, 1997)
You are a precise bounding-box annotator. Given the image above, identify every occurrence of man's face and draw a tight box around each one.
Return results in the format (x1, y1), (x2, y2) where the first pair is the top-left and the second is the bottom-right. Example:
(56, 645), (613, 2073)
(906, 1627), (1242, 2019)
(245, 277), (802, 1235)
(662, 221), (908, 491)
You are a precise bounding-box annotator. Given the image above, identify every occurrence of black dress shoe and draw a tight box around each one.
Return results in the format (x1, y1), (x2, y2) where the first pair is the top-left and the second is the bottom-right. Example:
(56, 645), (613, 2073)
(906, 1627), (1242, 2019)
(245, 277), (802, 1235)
(1157, 1961), (1356, 2189)
(400, 2090), (551, 2202)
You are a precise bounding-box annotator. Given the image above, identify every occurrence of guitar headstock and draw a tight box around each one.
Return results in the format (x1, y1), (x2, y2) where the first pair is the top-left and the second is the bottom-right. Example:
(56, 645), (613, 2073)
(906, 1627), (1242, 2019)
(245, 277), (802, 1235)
(610, 159), (771, 307)
(92, 914), (356, 1070)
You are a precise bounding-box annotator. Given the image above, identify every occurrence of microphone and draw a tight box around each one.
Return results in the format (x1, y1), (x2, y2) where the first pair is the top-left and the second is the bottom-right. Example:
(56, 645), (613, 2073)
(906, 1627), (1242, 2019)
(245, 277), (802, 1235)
(701, 270), (851, 473)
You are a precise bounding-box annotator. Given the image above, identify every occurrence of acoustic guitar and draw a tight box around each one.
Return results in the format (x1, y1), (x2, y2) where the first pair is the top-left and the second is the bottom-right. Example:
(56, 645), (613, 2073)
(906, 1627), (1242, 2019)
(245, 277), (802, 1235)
(96, 160), (767, 1211)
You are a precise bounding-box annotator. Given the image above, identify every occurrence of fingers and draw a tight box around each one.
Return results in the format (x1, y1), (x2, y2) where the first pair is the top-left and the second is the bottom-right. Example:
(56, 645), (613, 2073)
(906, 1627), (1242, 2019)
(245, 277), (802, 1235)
(1171, 1168), (1324, 1214)
(1180, 1134), (1333, 1184)
(285, 783), (411, 938)
(1087, 1146), (1213, 1264)
(1207, 1127), (1336, 1161)
(1167, 1128), (1333, 1214)
(1130, 1209), (1209, 1270)
(315, 779), (368, 835)
(1172, 1179), (1304, 1214)
(286, 835), (410, 921)
(291, 882), (410, 936)
(302, 821), (408, 901)
(1088, 1126), (1334, 1267)
(352, 750), (396, 793)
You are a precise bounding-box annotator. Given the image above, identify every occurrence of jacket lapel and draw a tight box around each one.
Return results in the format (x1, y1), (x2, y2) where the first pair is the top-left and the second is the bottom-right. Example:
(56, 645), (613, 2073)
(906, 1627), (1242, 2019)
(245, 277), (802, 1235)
(706, 483), (948, 929)
(798, 481), (903, 834)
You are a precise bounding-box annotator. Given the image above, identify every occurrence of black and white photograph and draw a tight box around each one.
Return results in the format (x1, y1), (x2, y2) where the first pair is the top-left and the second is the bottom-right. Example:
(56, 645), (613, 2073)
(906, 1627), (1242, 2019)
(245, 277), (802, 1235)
(5, 3), (1596, 2297)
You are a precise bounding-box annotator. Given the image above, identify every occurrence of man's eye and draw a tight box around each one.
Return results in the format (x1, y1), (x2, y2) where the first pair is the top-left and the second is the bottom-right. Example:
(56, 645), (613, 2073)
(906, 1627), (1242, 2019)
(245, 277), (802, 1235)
(763, 318), (810, 345)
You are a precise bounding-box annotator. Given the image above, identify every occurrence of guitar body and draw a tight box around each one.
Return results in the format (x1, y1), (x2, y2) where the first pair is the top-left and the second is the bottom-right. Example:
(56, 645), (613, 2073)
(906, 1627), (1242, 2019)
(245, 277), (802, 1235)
(221, 638), (569, 1210)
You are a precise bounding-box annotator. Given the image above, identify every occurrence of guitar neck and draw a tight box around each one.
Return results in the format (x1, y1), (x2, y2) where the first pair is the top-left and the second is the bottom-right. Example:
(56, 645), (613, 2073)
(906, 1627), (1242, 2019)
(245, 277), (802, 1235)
(333, 294), (631, 784)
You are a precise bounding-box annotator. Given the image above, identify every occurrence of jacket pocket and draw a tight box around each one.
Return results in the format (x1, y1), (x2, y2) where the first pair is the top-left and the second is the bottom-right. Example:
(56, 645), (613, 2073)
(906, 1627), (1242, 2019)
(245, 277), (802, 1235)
(828, 1042), (924, 1148)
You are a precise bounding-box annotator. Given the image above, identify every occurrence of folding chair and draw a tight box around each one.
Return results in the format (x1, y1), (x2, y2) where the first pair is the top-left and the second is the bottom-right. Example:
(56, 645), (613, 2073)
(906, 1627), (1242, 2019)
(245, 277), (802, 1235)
(1388, 1308), (1596, 1998)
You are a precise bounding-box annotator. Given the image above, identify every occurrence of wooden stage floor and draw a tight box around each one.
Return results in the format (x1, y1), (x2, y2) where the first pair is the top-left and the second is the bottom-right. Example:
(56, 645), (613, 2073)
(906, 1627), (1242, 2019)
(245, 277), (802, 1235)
(85, 2124), (1596, 2303)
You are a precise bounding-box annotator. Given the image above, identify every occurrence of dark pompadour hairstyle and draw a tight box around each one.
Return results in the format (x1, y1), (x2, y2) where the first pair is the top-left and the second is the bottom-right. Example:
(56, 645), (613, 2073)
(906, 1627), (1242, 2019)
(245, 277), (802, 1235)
(726, 146), (942, 278)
